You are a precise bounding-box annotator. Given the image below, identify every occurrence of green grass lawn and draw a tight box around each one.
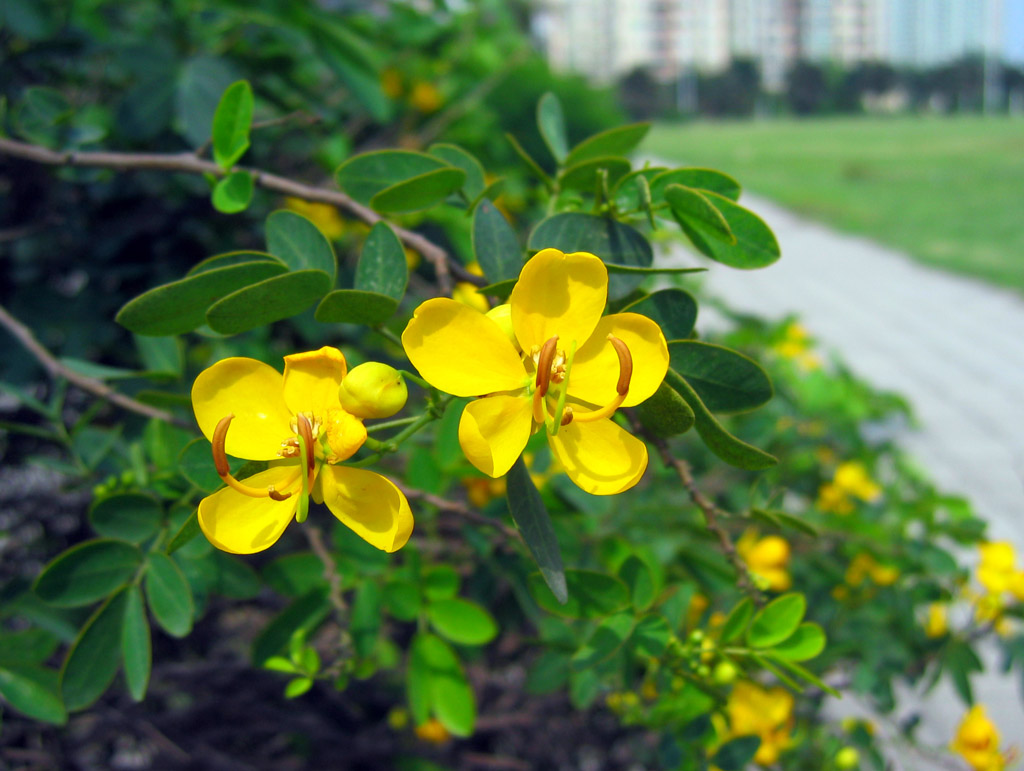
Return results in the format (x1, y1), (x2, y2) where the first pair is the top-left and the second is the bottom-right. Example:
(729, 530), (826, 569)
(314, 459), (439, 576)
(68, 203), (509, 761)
(644, 116), (1024, 291)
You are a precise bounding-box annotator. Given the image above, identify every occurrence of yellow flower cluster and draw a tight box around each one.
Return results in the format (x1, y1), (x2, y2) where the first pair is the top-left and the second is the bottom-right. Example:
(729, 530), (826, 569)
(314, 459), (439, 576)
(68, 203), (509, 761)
(284, 197), (347, 241)
(970, 542), (1024, 635)
(719, 681), (795, 766)
(951, 705), (1011, 771)
(737, 530), (792, 592)
(924, 602), (949, 638)
(773, 322), (821, 371)
(817, 461), (882, 515)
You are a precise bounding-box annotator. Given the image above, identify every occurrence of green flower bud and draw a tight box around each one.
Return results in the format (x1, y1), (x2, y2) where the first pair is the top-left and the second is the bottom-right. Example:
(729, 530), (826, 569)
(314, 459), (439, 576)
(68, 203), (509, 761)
(712, 660), (739, 685)
(835, 747), (860, 769)
(338, 362), (408, 419)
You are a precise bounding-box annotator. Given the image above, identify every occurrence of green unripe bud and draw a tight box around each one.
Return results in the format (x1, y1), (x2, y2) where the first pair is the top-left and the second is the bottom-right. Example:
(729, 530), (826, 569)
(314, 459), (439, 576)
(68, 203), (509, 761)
(835, 747), (860, 769)
(696, 665), (711, 678)
(712, 660), (739, 685)
(338, 362), (408, 419)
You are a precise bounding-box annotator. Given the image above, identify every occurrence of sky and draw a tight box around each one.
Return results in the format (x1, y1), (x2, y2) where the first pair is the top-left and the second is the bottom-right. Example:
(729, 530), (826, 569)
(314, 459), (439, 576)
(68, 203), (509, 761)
(1006, 0), (1024, 63)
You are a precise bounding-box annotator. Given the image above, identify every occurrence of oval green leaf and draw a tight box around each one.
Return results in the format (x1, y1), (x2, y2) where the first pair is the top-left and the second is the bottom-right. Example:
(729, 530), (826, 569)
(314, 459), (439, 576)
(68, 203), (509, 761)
(211, 80), (253, 169)
(121, 585), (151, 701)
(669, 340), (773, 414)
(186, 250), (284, 276)
(266, 209), (338, 282)
(427, 598), (498, 646)
(370, 167), (466, 213)
(719, 598), (754, 644)
(0, 665), (67, 724)
(528, 569), (629, 619)
(314, 288), (398, 325)
(428, 142), (485, 201)
(472, 199), (523, 283)
(412, 633), (475, 737)
(356, 221), (407, 300)
(507, 456), (566, 603)
(650, 167), (741, 202)
(677, 192), (780, 270)
(61, 589), (128, 711)
(537, 91), (568, 163)
(634, 380), (695, 438)
(335, 149), (449, 206)
(747, 593), (806, 649)
(770, 622), (826, 661)
(206, 269), (332, 334)
(89, 493), (163, 544)
(212, 170), (253, 213)
(35, 540), (142, 607)
(664, 184), (734, 243)
(564, 122), (650, 167)
(622, 288), (698, 341)
(557, 156), (631, 192)
(145, 552), (194, 638)
(383, 580), (421, 622)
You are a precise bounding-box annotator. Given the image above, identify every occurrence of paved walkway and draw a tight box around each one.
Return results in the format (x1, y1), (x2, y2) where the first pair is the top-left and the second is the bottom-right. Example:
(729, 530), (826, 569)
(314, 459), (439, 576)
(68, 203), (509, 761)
(674, 194), (1024, 761)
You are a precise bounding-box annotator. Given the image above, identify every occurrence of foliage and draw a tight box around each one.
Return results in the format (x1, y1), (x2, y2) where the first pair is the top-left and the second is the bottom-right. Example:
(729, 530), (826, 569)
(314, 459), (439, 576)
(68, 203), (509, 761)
(0, 3), (1021, 769)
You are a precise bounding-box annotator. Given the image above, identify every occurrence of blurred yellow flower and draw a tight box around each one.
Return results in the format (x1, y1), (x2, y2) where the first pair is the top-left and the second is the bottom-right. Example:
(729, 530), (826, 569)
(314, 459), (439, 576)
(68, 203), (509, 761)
(452, 282), (489, 313)
(845, 553), (900, 587)
(723, 681), (795, 765)
(284, 197), (346, 241)
(773, 322), (821, 371)
(414, 717), (451, 744)
(924, 603), (948, 638)
(463, 476), (507, 508)
(404, 247), (421, 271)
(410, 81), (442, 113)
(951, 705), (1007, 771)
(817, 461), (882, 514)
(737, 530), (792, 592)
(977, 542), (1017, 594)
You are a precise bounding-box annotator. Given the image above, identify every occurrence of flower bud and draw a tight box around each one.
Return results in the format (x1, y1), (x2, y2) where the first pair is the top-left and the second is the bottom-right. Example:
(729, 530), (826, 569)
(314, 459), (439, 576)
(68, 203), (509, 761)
(712, 660), (739, 685)
(338, 362), (408, 419)
(835, 747), (860, 769)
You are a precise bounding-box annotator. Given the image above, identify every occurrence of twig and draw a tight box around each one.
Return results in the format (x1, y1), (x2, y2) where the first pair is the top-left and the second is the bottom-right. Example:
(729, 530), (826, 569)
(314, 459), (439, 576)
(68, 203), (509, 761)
(632, 415), (763, 604)
(395, 482), (521, 541)
(0, 302), (187, 427)
(303, 524), (346, 615)
(0, 136), (456, 295)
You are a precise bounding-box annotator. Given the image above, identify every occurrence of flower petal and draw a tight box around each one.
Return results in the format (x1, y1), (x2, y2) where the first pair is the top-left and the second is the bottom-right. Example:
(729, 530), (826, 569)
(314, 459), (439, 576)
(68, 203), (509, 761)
(510, 249), (607, 352)
(548, 418), (647, 495)
(192, 358), (293, 460)
(198, 466), (300, 554)
(458, 395), (533, 478)
(320, 466), (413, 552)
(282, 346), (348, 418)
(402, 298), (526, 397)
(568, 313), (669, 408)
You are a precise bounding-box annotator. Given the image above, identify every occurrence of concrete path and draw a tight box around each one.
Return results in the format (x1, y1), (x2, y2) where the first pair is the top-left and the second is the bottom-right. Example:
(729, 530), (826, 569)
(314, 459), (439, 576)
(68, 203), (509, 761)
(674, 194), (1024, 761)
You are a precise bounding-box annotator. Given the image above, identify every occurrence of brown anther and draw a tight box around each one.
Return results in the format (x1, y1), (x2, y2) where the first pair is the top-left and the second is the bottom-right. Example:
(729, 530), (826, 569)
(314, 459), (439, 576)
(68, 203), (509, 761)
(268, 487), (292, 501)
(212, 414), (235, 476)
(607, 335), (633, 396)
(560, 406), (574, 426)
(535, 335), (559, 397)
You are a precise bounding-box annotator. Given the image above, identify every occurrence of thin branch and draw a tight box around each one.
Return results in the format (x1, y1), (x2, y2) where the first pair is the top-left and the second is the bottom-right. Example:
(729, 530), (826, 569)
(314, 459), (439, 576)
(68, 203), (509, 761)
(303, 524), (346, 615)
(395, 482), (521, 542)
(0, 302), (187, 427)
(632, 415), (763, 604)
(0, 136), (456, 295)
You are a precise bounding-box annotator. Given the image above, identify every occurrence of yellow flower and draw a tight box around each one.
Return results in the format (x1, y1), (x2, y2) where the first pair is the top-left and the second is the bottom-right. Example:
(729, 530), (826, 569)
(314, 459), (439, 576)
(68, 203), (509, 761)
(463, 476), (507, 507)
(414, 717), (451, 744)
(951, 705), (1006, 771)
(452, 282), (490, 313)
(817, 482), (855, 515)
(410, 81), (442, 113)
(737, 530), (792, 592)
(402, 249), (669, 495)
(924, 603), (949, 638)
(190, 347), (413, 554)
(844, 553), (899, 587)
(834, 461), (882, 502)
(723, 681), (795, 765)
(283, 198), (346, 241)
(978, 542), (1018, 594)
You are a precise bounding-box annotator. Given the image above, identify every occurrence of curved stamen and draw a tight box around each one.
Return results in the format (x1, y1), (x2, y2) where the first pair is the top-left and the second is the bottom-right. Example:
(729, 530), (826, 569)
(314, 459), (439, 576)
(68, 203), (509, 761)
(570, 335), (632, 425)
(295, 413), (317, 492)
(212, 414), (293, 500)
(535, 335), (559, 397)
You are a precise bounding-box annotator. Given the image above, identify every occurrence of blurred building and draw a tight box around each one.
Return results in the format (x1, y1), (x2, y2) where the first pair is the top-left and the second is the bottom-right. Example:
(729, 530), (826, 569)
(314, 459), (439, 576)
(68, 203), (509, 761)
(534, 0), (1012, 91)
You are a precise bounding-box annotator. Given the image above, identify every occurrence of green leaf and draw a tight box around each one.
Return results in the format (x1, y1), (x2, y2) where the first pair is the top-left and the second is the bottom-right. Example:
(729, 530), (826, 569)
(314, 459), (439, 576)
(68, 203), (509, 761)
(429, 143), (485, 201)
(423, 566), (460, 601)
(568, 667), (601, 709)
(677, 192), (780, 270)
(0, 664), (67, 724)
(285, 677), (314, 699)
(211, 552), (261, 599)
(383, 580), (421, 622)
(370, 167), (466, 213)
(664, 184), (734, 243)
(564, 123), (650, 167)
(472, 199), (522, 283)
(770, 622), (826, 661)
(166, 509), (202, 556)
(411, 633), (475, 737)
(356, 222), (407, 301)
(117, 261), (288, 336)
(211, 80), (253, 170)
(747, 593), (806, 649)
(537, 92), (568, 163)
(476, 278), (517, 301)
(121, 585), (151, 701)
(0, 629), (59, 667)
(314, 289), (398, 325)
(712, 736), (761, 771)
(634, 380), (695, 438)
(719, 598), (754, 644)
(945, 640), (983, 705)
(35, 540), (142, 607)
(622, 288), (698, 341)
(665, 370), (777, 470)
(527, 213), (652, 297)
(613, 167), (667, 211)
(629, 613), (671, 657)
(89, 493), (162, 544)
(335, 150), (449, 206)
(669, 341), (773, 413)
(507, 457), (566, 604)
(263, 554), (327, 599)
(266, 210), (338, 283)
(650, 168), (741, 202)
(186, 250), (285, 276)
(528, 570), (629, 619)
(351, 582), (382, 658)
(61, 589), (128, 711)
(176, 56), (237, 147)
(212, 170), (254, 213)
(178, 438), (236, 494)
(135, 335), (183, 378)
(144, 552), (193, 638)
(604, 264), (705, 275)
(206, 269), (332, 334)
(571, 612), (634, 670)
(752, 507), (819, 536)
(252, 588), (330, 665)
(505, 132), (552, 188)
(619, 555), (656, 611)
(525, 651), (570, 695)
(407, 635), (432, 725)
(427, 598), (498, 646)
(771, 657), (839, 697)
(557, 156), (631, 192)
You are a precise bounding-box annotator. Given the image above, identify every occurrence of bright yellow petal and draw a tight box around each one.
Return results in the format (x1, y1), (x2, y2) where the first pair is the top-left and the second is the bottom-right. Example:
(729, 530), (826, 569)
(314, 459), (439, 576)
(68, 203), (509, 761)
(568, 313), (668, 408)
(549, 418), (647, 495)
(510, 249), (607, 352)
(198, 466), (300, 554)
(319, 465), (413, 552)
(458, 395), (533, 478)
(282, 346), (348, 418)
(402, 298), (527, 397)
(192, 358), (292, 460)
